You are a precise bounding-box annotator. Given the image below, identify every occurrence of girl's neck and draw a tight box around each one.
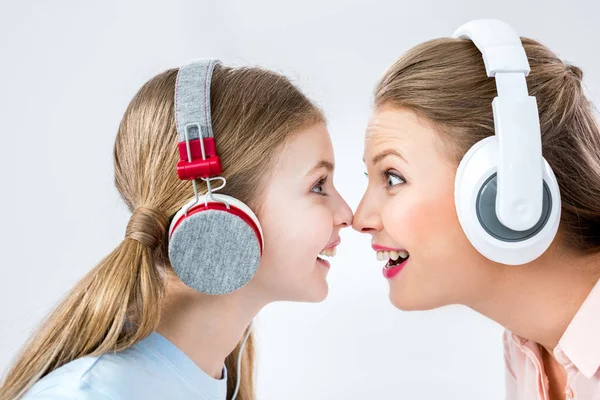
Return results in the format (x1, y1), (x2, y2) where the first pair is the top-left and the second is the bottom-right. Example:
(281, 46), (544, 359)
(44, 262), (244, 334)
(156, 274), (268, 378)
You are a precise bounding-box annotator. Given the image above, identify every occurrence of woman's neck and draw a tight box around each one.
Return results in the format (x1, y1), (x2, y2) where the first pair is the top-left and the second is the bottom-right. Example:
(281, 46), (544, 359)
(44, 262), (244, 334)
(156, 274), (268, 379)
(470, 245), (600, 350)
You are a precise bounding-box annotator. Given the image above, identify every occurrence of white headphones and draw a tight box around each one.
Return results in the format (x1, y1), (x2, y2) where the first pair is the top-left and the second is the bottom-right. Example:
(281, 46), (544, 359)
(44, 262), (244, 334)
(452, 19), (561, 265)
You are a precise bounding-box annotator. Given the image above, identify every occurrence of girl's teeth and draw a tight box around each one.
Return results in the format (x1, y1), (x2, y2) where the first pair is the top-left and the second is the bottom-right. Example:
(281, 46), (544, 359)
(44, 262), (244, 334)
(390, 251), (399, 261)
(399, 250), (409, 258)
(319, 247), (337, 258)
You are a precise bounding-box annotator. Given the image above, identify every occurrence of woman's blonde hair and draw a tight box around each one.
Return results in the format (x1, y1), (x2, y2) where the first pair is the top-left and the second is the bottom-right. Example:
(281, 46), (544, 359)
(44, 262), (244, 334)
(0, 65), (324, 400)
(375, 37), (600, 255)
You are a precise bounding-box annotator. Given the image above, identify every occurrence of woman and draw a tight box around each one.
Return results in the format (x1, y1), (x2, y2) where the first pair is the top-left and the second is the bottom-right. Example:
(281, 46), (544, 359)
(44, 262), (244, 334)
(354, 20), (600, 400)
(0, 60), (352, 400)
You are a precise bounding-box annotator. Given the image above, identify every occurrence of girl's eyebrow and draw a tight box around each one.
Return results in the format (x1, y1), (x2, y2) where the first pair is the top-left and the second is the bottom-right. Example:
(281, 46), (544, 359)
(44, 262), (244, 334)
(306, 160), (334, 176)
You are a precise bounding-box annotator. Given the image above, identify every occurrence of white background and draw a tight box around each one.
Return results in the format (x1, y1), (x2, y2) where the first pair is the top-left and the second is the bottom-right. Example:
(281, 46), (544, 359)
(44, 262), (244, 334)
(1, 1), (599, 399)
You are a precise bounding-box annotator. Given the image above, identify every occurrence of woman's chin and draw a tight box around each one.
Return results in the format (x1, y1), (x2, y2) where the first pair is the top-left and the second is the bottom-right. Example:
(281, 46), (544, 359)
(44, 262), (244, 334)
(389, 289), (444, 311)
(389, 293), (419, 311)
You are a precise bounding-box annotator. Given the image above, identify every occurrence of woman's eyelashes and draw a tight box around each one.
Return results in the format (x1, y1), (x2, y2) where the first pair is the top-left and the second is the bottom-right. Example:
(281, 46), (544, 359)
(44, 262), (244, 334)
(364, 169), (406, 189)
(384, 170), (405, 188)
(310, 176), (328, 196)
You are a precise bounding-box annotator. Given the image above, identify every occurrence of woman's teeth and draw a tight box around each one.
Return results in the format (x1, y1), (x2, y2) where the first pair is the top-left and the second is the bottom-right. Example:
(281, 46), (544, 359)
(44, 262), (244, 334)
(376, 250), (409, 261)
(319, 247), (337, 258)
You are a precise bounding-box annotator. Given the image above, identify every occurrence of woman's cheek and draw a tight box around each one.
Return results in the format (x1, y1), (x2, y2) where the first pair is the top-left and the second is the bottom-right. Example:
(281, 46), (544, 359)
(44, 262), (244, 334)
(383, 193), (455, 253)
(382, 194), (429, 241)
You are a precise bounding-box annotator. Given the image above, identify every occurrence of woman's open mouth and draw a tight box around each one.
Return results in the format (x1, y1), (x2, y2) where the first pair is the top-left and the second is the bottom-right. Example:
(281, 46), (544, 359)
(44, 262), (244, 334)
(375, 249), (410, 279)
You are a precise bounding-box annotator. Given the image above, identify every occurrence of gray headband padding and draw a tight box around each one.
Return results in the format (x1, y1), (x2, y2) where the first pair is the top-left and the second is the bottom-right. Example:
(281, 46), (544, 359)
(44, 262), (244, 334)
(169, 59), (262, 295)
(168, 211), (261, 295)
(174, 59), (220, 142)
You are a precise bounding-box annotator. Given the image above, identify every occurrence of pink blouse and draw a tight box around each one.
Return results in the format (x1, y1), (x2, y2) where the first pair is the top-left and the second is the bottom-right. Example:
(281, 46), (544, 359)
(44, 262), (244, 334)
(504, 279), (600, 399)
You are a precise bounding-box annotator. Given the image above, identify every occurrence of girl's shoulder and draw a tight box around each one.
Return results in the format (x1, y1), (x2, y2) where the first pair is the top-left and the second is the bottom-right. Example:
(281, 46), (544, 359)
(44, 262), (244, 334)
(22, 340), (158, 400)
(21, 333), (227, 400)
(21, 355), (113, 399)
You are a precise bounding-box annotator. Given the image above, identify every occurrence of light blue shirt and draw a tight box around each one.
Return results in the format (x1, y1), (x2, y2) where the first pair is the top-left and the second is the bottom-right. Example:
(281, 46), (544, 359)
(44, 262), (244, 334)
(22, 332), (228, 400)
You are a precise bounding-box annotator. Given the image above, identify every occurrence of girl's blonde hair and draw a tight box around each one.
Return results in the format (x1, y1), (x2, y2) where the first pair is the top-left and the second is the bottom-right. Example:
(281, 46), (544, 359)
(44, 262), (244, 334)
(1, 65), (324, 400)
(375, 37), (600, 255)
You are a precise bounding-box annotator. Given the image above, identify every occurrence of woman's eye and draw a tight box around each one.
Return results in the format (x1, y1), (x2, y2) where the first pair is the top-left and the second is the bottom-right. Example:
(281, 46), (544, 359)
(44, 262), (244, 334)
(386, 171), (405, 188)
(311, 177), (327, 195)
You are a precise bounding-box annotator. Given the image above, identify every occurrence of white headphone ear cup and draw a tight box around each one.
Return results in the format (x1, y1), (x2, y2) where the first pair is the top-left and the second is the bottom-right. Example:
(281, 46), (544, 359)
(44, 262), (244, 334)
(455, 137), (561, 265)
(168, 195), (263, 295)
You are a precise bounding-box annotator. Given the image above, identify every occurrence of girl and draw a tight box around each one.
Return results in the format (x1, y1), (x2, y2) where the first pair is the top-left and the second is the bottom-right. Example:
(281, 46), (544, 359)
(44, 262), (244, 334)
(0, 60), (352, 400)
(354, 20), (600, 400)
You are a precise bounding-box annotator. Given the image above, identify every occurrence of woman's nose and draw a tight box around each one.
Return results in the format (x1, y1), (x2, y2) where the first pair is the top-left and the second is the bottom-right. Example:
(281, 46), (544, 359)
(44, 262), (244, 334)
(352, 193), (382, 234)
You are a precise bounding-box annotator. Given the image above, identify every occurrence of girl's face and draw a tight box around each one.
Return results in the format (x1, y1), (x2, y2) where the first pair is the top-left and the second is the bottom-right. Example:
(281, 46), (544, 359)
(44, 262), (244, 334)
(353, 106), (501, 311)
(254, 123), (353, 303)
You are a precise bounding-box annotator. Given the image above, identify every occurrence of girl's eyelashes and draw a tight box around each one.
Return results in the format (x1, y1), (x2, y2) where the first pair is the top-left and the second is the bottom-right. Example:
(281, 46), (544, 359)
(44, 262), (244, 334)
(310, 176), (328, 196)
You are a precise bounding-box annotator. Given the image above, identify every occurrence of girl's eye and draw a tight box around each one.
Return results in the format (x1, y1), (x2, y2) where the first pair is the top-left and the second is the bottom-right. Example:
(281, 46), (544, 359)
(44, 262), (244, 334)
(311, 177), (327, 196)
(386, 171), (405, 188)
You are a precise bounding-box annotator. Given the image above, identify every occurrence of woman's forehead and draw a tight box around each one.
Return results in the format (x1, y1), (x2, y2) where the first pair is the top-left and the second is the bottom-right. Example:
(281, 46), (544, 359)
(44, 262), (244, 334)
(365, 108), (439, 160)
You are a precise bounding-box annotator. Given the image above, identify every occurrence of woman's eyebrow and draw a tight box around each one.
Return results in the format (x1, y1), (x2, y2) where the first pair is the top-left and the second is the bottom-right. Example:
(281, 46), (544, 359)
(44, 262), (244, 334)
(364, 149), (408, 165)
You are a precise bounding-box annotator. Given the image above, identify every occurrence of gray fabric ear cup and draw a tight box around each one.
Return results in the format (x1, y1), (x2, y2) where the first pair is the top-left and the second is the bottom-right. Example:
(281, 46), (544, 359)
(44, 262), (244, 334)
(476, 173), (553, 242)
(168, 210), (261, 295)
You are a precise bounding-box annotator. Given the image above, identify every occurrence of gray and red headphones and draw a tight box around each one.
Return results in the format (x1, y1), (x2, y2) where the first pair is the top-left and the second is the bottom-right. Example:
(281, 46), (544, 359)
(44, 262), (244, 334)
(452, 19), (562, 265)
(167, 59), (264, 295)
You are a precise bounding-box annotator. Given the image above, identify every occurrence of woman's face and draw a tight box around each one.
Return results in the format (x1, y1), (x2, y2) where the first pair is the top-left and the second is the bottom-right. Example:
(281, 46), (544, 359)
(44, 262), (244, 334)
(254, 122), (353, 303)
(353, 106), (499, 311)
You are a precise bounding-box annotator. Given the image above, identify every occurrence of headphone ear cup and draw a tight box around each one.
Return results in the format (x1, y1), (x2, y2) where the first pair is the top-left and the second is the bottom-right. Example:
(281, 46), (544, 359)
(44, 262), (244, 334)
(455, 137), (561, 265)
(168, 195), (263, 295)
